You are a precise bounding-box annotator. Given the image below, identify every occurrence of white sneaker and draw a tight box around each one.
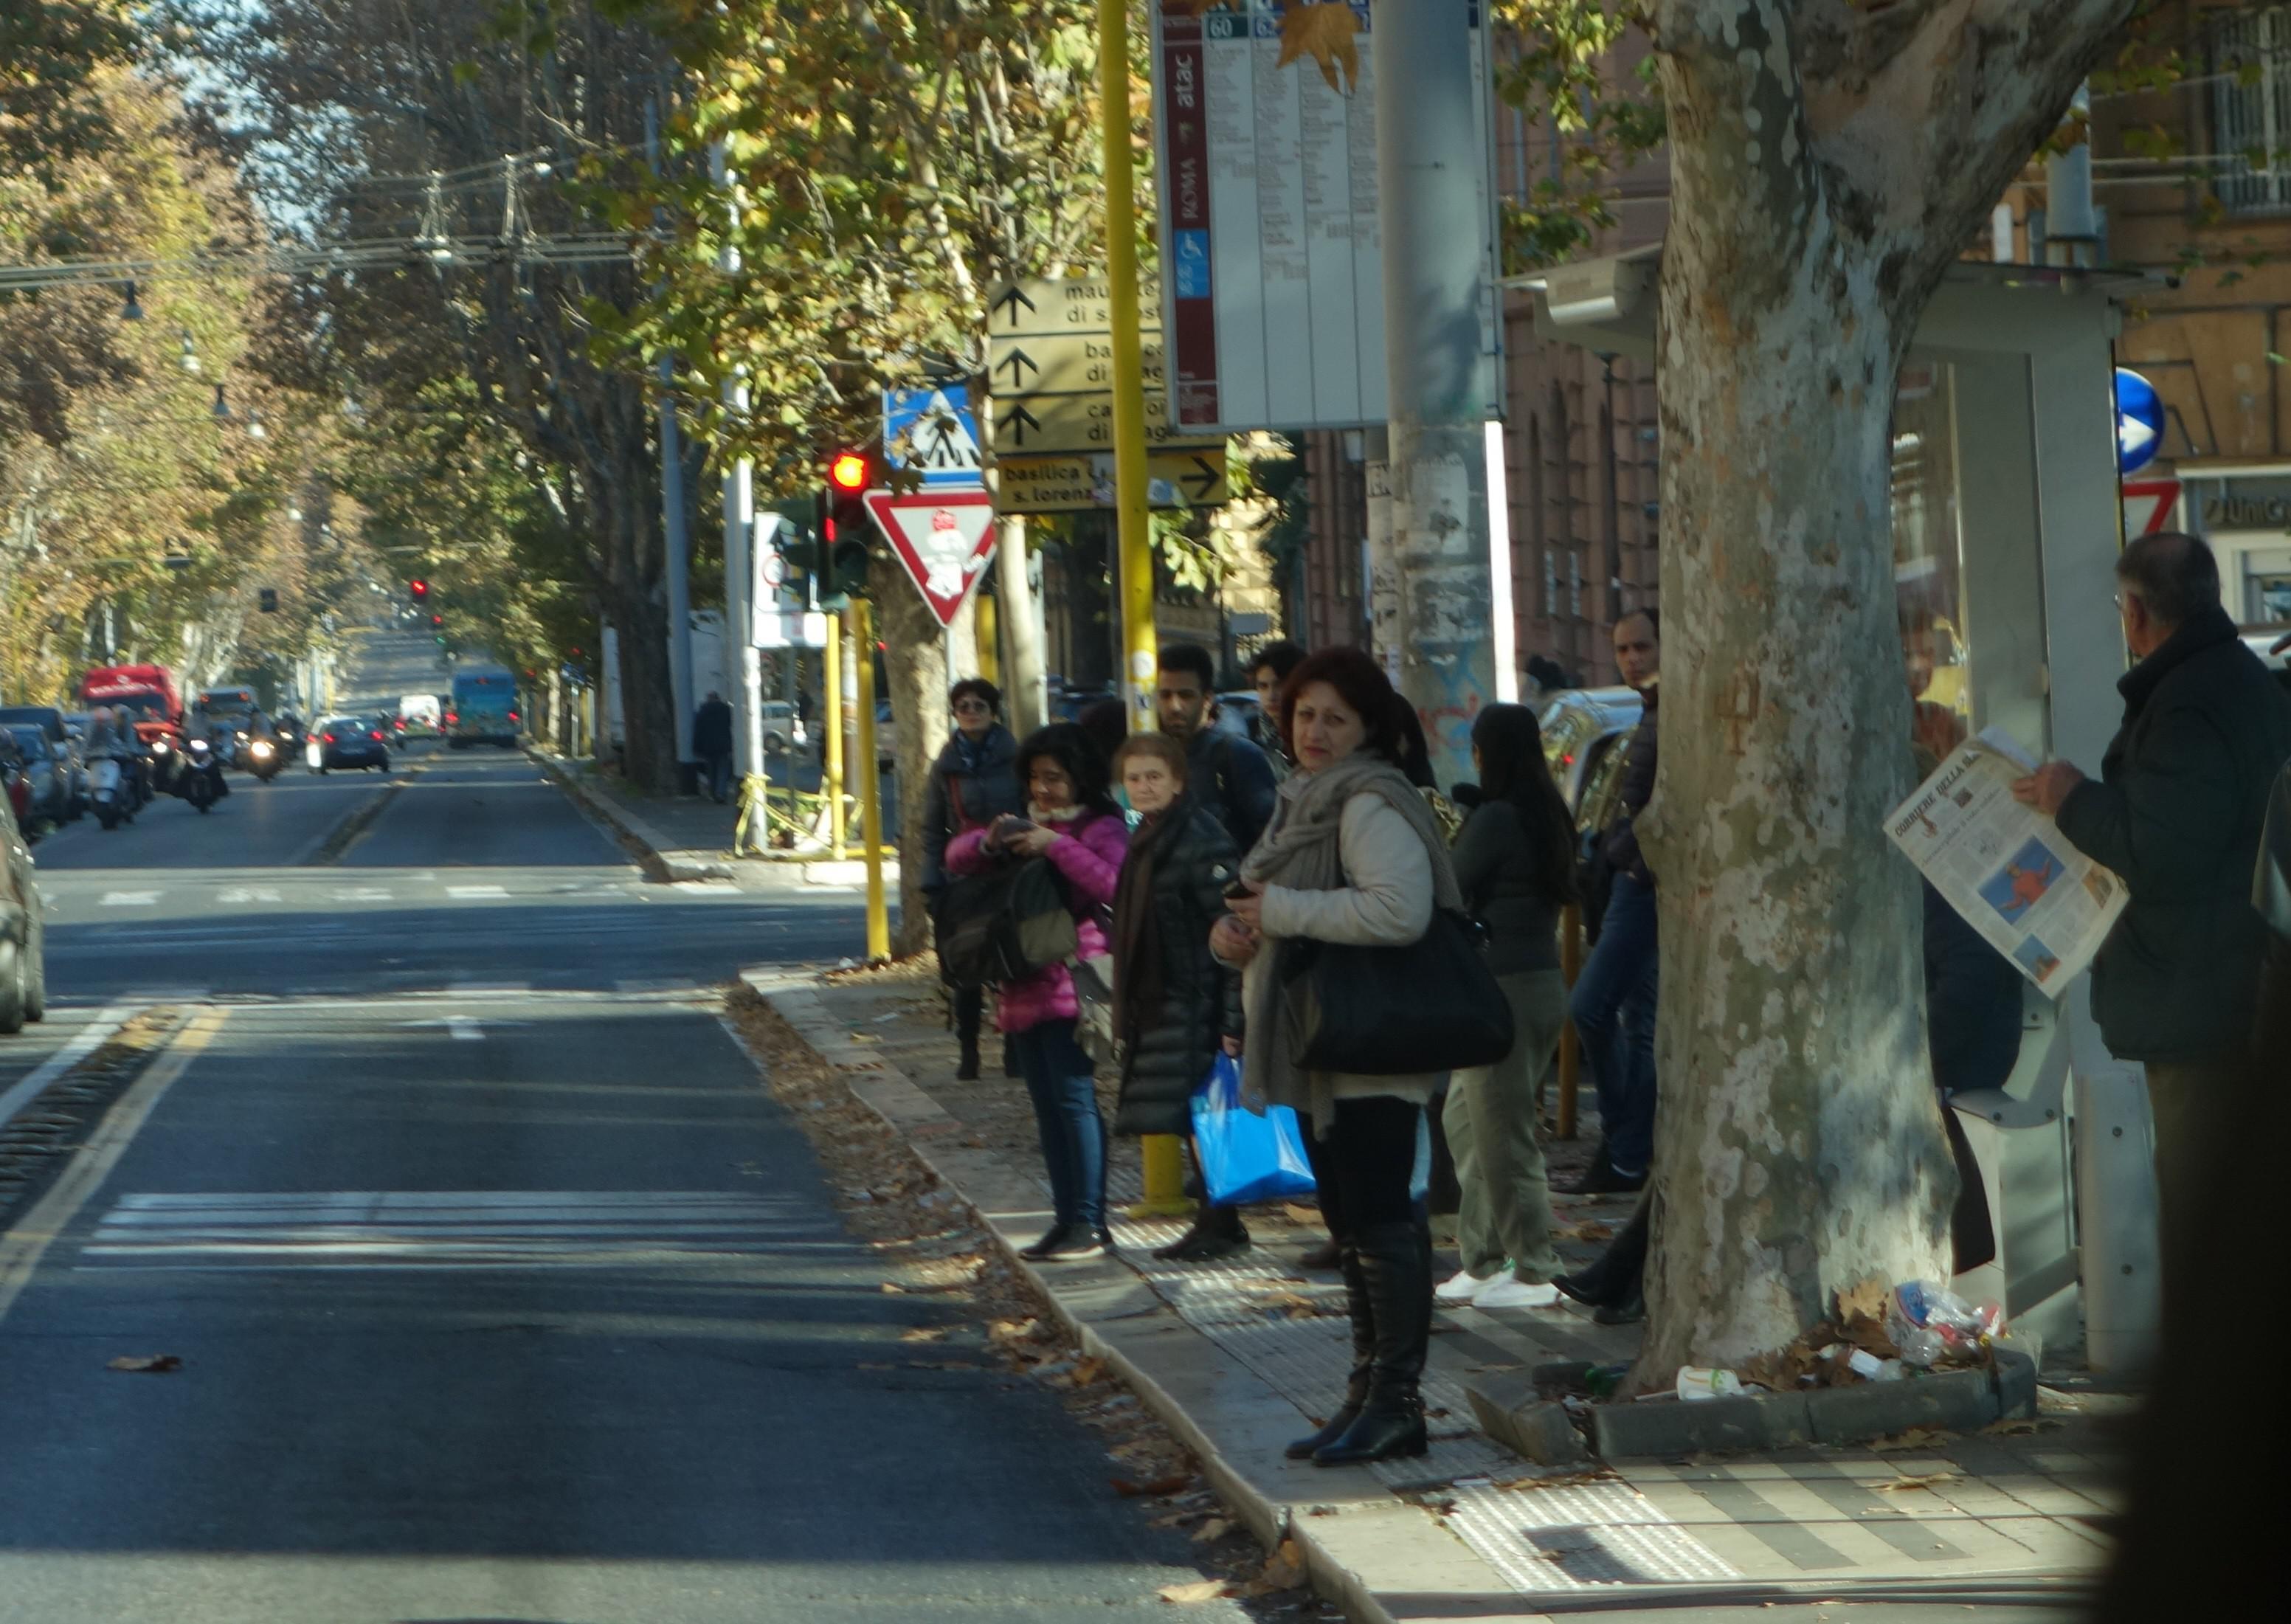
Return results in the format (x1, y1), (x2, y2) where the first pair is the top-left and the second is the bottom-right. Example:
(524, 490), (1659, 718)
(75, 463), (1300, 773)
(1472, 1275), (1563, 1310)
(1435, 1268), (1498, 1305)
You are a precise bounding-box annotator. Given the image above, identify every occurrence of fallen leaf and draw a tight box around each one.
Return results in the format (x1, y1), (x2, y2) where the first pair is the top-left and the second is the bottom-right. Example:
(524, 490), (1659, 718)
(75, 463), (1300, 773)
(1158, 1579), (1237, 1604)
(106, 1354), (182, 1374)
(1836, 1276), (1890, 1324)
(1192, 1516), (1233, 1543)
(1070, 1355), (1108, 1386)
(1245, 1537), (1309, 1594)
(1876, 1469), (1961, 1493)
(1984, 1416), (2046, 1437)
(1112, 1472), (1193, 1498)
(1555, 1220), (1614, 1243)
(1867, 1426), (1951, 1453)
(1275, 3), (1361, 95)
(899, 1326), (947, 1343)
(880, 1281), (907, 1294)
(1281, 1203), (1321, 1226)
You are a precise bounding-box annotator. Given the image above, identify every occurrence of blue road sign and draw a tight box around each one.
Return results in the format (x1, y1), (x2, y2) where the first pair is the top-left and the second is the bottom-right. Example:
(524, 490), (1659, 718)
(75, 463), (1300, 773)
(2115, 367), (2163, 475)
(883, 385), (984, 487)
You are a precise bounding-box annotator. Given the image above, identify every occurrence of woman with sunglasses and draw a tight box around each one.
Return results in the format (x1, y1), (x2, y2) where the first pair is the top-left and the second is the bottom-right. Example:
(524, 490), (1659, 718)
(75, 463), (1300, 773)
(922, 679), (1024, 1079)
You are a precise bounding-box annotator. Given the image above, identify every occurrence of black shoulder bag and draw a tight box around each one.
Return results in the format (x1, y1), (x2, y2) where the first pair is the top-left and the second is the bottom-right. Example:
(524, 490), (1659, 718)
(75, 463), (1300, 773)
(1277, 902), (1515, 1077)
(935, 858), (1079, 989)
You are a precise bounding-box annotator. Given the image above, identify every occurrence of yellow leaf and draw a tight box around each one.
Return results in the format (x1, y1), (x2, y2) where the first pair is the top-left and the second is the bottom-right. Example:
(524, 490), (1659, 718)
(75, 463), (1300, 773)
(1276, 4), (1361, 96)
(1158, 1578), (1237, 1603)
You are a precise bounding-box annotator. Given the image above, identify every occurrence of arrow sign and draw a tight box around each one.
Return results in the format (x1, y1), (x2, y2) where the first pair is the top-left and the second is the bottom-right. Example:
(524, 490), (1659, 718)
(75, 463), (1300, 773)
(990, 283), (1037, 329)
(863, 487), (998, 628)
(1004, 402), (1043, 448)
(1181, 455), (1222, 502)
(994, 348), (1040, 389)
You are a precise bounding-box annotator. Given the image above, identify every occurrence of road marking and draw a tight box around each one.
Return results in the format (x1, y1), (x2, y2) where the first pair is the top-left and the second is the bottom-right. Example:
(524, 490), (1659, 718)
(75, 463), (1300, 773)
(446, 980), (531, 993)
(216, 887), (284, 905)
(446, 884), (508, 899)
(330, 887), (393, 902)
(99, 891), (159, 907)
(73, 1189), (825, 1270)
(397, 1015), (528, 1041)
(0, 1003), (136, 1134)
(0, 1008), (226, 1327)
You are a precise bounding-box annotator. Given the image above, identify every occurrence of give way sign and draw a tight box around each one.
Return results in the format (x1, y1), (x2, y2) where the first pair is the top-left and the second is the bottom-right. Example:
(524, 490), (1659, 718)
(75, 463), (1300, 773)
(863, 487), (998, 628)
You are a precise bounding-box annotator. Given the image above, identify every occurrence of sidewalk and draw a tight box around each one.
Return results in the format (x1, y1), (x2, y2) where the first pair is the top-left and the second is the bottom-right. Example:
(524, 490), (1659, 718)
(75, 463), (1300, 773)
(532, 750), (894, 892)
(747, 960), (2125, 1624)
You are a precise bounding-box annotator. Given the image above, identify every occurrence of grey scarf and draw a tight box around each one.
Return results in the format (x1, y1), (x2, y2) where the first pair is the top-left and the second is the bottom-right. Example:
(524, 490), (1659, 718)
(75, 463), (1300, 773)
(1237, 752), (1462, 1126)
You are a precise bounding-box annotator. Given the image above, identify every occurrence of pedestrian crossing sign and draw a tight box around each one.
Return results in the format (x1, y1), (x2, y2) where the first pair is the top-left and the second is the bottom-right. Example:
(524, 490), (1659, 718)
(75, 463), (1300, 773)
(883, 385), (984, 486)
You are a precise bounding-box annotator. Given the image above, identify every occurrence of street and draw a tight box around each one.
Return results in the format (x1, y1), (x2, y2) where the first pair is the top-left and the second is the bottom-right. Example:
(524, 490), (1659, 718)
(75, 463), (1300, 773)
(0, 639), (1254, 1623)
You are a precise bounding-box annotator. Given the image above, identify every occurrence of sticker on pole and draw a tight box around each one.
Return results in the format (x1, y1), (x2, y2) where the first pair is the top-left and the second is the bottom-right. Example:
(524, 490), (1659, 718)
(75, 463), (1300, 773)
(863, 488), (997, 628)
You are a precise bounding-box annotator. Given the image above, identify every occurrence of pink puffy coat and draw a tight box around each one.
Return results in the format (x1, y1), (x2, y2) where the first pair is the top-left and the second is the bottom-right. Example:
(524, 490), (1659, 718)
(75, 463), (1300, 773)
(944, 809), (1129, 1034)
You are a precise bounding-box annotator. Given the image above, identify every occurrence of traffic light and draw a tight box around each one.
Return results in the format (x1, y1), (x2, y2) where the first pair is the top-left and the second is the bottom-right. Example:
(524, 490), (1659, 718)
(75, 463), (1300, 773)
(820, 447), (874, 609)
(429, 613), (443, 627)
(258, 587), (279, 613)
(409, 578), (429, 602)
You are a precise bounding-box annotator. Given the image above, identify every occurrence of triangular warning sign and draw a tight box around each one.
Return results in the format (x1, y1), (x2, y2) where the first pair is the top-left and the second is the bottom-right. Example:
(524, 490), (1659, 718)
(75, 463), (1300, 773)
(863, 488), (997, 628)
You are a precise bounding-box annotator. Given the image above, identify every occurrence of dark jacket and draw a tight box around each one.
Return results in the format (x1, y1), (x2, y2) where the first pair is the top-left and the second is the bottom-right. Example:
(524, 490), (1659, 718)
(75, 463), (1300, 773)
(1451, 798), (1562, 976)
(921, 724), (1022, 893)
(1602, 682), (1659, 887)
(2056, 607), (2291, 1062)
(692, 698), (734, 759)
(1112, 797), (1245, 1137)
(1923, 880), (2023, 1098)
(1185, 725), (1279, 857)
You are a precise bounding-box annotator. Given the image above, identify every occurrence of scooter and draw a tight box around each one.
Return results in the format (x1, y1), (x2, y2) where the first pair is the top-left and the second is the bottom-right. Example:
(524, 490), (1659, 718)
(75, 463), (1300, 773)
(90, 755), (137, 830)
(245, 736), (284, 782)
(179, 739), (224, 813)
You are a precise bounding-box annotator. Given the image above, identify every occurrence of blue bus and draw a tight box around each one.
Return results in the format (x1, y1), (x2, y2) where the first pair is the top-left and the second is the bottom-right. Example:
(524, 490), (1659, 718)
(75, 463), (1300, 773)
(448, 668), (521, 750)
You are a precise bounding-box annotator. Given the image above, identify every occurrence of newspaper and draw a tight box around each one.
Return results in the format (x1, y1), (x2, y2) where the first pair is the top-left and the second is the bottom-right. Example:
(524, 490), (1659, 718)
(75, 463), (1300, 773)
(1884, 726), (2127, 998)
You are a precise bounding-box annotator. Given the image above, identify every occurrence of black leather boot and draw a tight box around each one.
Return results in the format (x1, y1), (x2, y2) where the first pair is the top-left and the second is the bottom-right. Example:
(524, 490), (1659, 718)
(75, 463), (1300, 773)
(1287, 1245), (1373, 1459)
(1314, 1222), (1430, 1466)
(1555, 1193), (1651, 1307)
(1153, 1203), (1251, 1262)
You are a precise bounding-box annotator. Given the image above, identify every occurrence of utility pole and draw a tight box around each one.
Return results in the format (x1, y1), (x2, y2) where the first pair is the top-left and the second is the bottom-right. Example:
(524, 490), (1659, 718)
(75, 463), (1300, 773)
(852, 601), (890, 960)
(1098, 0), (1158, 738)
(1370, 0), (1502, 786)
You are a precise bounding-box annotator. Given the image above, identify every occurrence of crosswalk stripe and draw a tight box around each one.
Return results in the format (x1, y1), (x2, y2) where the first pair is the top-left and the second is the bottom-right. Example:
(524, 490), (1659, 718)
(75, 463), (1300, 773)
(99, 891), (159, 907)
(446, 884), (508, 899)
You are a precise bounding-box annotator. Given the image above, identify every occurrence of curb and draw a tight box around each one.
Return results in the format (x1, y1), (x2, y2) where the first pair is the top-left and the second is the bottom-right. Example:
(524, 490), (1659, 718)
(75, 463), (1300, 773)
(297, 759), (429, 866)
(749, 970), (1441, 1624)
(526, 750), (735, 882)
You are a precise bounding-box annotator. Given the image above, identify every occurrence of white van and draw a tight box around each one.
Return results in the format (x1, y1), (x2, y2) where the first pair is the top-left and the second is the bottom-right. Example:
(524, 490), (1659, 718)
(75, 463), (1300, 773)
(398, 694), (443, 736)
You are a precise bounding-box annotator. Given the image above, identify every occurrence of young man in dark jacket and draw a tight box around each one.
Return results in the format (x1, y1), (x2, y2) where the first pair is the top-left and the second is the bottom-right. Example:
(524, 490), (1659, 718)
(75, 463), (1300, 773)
(1156, 642), (1277, 855)
(2015, 531), (2291, 1262)
(1563, 609), (1662, 1195)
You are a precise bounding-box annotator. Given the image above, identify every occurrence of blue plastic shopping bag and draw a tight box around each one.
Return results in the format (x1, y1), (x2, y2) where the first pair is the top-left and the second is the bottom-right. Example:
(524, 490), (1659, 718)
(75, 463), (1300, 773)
(1189, 1052), (1316, 1206)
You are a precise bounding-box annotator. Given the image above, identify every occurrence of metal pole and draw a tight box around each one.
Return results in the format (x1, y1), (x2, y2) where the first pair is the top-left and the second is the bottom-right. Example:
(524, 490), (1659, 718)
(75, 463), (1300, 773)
(1101, 0), (1186, 1220)
(825, 616), (846, 860)
(1372, 0), (1499, 787)
(1099, 0), (1158, 738)
(711, 140), (752, 789)
(649, 100), (696, 779)
(853, 601), (890, 960)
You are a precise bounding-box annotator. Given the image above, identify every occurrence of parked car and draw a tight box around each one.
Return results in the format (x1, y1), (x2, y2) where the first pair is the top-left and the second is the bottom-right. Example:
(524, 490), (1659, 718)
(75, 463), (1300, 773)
(0, 774), (46, 1032)
(760, 699), (806, 756)
(0, 705), (85, 818)
(1535, 685), (1645, 832)
(2, 726), (72, 831)
(315, 716), (391, 773)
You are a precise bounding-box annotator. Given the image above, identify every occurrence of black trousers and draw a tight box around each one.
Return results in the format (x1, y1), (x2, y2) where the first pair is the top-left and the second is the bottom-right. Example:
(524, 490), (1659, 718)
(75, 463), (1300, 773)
(1299, 1096), (1422, 1243)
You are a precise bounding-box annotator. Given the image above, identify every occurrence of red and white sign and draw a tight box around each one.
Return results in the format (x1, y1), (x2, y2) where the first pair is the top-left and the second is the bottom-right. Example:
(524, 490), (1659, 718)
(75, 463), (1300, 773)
(863, 488), (997, 628)
(2122, 477), (2181, 539)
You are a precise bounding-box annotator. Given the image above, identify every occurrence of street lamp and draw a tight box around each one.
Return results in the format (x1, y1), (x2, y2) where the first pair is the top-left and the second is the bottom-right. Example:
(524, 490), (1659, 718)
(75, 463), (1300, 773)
(121, 281), (144, 322)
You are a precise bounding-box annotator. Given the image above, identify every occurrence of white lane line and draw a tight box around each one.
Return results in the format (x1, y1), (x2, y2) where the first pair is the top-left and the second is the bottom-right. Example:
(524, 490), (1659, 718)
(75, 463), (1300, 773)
(216, 887), (284, 905)
(446, 885), (508, 900)
(0, 1009), (226, 1327)
(0, 1003), (135, 1133)
(330, 887), (393, 902)
(98, 891), (160, 907)
(446, 980), (531, 993)
(448, 1016), (484, 1041)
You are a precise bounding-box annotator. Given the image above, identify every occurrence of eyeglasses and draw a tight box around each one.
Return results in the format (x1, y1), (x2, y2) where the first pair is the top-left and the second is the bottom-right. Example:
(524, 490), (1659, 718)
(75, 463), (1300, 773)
(953, 699), (991, 715)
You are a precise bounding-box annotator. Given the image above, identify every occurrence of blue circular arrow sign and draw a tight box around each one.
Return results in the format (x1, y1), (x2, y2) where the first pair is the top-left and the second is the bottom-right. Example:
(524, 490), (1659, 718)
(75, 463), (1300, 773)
(2115, 367), (2164, 475)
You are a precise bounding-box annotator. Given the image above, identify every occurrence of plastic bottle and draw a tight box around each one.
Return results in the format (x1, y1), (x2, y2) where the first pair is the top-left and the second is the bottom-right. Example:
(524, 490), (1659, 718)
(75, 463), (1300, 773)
(1887, 1280), (1998, 1366)
(1676, 1366), (1746, 1402)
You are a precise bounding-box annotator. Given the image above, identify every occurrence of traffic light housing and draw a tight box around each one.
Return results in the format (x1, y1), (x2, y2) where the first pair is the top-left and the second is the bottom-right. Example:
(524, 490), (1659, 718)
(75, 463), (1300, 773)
(409, 578), (429, 602)
(258, 587), (278, 613)
(820, 448), (874, 609)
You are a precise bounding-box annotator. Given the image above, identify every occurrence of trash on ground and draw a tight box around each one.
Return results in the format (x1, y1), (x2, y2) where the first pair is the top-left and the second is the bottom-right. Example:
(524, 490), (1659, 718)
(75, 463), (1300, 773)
(1676, 1366), (1746, 1402)
(106, 1354), (182, 1373)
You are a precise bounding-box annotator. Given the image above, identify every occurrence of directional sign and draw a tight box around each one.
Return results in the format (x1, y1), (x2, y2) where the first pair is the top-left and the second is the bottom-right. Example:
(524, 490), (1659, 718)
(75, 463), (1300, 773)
(992, 388), (1183, 456)
(997, 445), (1232, 514)
(863, 487), (998, 628)
(987, 277), (1161, 338)
(991, 332), (1167, 397)
(883, 385), (984, 486)
(2113, 367), (2163, 475)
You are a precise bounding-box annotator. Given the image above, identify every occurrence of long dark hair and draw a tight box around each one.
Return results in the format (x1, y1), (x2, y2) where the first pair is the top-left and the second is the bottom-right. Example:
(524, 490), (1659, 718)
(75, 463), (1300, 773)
(1013, 722), (1119, 818)
(1278, 646), (1406, 766)
(1471, 704), (1580, 905)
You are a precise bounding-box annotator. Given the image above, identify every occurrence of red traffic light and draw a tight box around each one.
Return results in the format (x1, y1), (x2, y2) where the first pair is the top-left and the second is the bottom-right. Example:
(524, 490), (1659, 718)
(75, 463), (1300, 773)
(409, 579), (429, 598)
(429, 614), (443, 626)
(828, 450), (868, 493)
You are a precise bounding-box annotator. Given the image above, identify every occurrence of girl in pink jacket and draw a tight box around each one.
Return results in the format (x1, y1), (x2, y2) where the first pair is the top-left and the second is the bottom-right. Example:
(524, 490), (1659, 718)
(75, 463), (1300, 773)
(944, 722), (1128, 1261)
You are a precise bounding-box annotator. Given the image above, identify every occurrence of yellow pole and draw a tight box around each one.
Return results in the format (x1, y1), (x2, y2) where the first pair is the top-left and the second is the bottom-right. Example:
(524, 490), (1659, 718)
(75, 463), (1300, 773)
(1100, 0), (1186, 1220)
(824, 615), (846, 860)
(975, 592), (1001, 688)
(852, 601), (890, 961)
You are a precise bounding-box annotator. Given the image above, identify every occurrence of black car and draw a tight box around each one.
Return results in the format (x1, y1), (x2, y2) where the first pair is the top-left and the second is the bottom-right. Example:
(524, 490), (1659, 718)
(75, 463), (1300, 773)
(0, 705), (85, 818)
(2, 726), (72, 830)
(316, 716), (390, 773)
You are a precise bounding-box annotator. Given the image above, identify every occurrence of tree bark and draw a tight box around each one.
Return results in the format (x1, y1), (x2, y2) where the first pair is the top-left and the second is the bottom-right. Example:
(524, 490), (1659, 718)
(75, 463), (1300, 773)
(872, 555), (954, 957)
(1637, 0), (2131, 1381)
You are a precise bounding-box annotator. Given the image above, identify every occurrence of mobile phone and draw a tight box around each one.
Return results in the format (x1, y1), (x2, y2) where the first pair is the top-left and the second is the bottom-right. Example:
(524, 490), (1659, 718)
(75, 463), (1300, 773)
(1223, 878), (1254, 900)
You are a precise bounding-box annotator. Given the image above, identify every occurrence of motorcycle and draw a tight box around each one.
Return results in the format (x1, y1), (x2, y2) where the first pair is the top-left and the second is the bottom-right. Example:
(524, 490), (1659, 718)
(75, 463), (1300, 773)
(245, 736), (284, 782)
(90, 755), (137, 829)
(178, 739), (224, 813)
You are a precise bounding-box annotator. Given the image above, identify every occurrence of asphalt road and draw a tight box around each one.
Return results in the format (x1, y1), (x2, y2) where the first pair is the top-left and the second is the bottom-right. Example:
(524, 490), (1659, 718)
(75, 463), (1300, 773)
(0, 634), (1242, 1623)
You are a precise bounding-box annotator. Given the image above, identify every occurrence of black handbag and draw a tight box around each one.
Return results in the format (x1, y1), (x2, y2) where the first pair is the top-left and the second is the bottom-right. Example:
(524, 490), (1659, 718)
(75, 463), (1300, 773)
(1278, 907), (1515, 1076)
(935, 857), (1079, 988)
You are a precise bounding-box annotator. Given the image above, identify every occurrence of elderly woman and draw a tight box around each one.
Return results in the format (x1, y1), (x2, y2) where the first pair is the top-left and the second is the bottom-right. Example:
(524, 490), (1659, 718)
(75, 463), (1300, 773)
(1214, 647), (1458, 1467)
